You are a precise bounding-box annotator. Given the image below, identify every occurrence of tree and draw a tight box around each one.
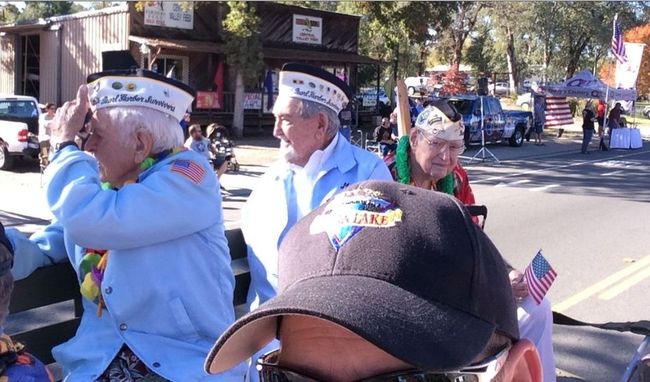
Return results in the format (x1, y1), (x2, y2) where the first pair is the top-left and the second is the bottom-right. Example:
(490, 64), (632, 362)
(437, 2), (484, 68)
(0, 2), (20, 24)
(336, 1), (453, 97)
(465, 22), (494, 74)
(600, 23), (650, 98)
(439, 64), (467, 96)
(223, 2), (264, 138)
(16, 2), (83, 23)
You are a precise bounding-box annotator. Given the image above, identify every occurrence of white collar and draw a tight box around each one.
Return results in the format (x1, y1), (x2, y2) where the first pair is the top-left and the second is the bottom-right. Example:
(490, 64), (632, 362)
(288, 133), (339, 178)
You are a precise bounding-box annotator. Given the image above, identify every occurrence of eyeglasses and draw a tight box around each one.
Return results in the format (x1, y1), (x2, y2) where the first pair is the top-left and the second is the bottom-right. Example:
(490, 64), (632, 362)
(256, 344), (510, 382)
(417, 130), (465, 156)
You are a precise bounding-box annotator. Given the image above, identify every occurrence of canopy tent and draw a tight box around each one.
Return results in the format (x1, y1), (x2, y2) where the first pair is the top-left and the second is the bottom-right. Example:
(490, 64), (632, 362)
(540, 70), (637, 101)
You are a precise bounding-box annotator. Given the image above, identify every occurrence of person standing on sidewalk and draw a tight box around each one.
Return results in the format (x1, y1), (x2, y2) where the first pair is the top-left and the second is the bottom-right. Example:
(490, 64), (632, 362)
(581, 102), (596, 154)
(596, 99), (608, 151)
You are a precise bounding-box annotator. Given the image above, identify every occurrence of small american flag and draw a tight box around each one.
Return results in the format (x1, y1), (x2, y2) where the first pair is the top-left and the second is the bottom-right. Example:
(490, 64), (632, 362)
(525, 250), (557, 305)
(611, 14), (628, 64)
(171, 159), (205, 184)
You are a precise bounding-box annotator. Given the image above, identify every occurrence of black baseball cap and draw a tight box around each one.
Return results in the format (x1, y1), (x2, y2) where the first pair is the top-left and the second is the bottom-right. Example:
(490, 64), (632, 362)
(205, 180), (518, 374)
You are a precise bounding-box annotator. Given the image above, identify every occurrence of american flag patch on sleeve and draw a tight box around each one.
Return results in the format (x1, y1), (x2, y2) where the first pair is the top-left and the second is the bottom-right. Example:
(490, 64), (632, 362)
(171, 159), (206, 184)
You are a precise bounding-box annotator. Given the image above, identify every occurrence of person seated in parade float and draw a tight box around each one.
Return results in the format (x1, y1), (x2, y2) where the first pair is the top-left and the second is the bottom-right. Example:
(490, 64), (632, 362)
(0, 222), (54, 381)
(205, 180), (542, 381)
(387, 99), (557, 381)
(4, 69), (245, 381)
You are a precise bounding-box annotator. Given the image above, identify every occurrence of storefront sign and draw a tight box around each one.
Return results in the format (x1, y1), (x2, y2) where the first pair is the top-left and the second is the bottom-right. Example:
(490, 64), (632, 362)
(144, 2), (193, 30)
(196, 91), (221, 109)
(292, 14), (322, 45)
(243, 93), (262, 110)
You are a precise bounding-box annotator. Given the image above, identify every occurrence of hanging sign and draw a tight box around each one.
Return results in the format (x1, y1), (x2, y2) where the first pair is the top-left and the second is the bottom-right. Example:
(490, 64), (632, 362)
(196, 91), (221, 109)
(242, 93), (262, 110)
(292, 14), (322, 45)
(144, 2), (194, 30)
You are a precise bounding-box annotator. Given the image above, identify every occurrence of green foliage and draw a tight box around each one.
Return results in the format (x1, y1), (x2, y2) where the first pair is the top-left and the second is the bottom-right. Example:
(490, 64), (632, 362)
(15, 2), (84, 23)
(223, 2), (264, 87)
(0, 3), (20, 24)
(336, 2), (453, 88)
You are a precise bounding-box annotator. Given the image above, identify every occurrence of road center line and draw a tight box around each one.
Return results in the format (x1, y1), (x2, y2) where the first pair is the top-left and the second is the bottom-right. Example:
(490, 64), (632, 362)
(470, 149), (650, 185)
(529, 184), (559, 192)
(495, 179), (531, 187)
(552, 255), (650, 312)
(601, 170), (624, 176)
(598, 265), (650, 300)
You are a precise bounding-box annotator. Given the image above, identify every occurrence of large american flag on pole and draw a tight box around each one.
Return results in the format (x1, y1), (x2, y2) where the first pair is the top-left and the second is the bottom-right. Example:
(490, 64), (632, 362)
(525, 250), (557, 305)
(611, 14), (628, 64)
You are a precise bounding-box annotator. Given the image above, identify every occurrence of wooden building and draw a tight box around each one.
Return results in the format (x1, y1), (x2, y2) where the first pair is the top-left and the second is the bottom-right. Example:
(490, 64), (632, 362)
(0, 2), (381, 134)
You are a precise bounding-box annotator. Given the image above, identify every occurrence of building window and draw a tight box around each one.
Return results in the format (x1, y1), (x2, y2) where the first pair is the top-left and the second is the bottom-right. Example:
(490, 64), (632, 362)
(147, 55), (189, 83)
(20, 34), (40, 99)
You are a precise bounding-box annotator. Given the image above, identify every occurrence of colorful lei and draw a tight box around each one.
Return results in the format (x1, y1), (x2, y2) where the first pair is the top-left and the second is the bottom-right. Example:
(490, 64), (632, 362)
(394, 136), (454, 195)
(82, 147), (187, 316)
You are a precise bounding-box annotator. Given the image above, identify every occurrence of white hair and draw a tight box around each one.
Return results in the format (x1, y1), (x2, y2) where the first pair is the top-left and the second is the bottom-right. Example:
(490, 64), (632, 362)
(104, 107), (183, 153)
(297, 99), (340, 138)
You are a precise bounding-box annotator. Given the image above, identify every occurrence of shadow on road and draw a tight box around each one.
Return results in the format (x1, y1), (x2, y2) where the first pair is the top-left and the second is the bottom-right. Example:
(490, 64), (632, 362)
(554, 324), (645, 381)
(464, 143), (650, 203)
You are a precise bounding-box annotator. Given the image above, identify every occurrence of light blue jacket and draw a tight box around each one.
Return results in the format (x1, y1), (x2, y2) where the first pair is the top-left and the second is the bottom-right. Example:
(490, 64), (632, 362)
(8, 146), (245, 381)
(242, 133), (392, 310)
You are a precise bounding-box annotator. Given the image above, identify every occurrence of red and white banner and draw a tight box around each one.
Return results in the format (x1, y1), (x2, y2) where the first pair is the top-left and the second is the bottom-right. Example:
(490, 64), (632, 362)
(544, 97), (574, 128)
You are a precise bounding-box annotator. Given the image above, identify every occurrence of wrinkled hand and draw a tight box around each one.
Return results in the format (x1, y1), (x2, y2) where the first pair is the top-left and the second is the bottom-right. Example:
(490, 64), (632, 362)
(50, 85), (90, 145)
(509, 269), (529, 300)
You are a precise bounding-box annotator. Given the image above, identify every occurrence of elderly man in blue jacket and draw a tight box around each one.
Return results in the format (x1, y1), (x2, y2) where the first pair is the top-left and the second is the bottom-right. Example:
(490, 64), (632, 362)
(242, 63), (392, 379)
(5, 69), (244, 381)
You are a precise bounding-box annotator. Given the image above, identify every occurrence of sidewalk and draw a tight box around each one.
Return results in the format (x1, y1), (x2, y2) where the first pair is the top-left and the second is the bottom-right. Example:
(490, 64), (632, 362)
(543, 120), (650, 140)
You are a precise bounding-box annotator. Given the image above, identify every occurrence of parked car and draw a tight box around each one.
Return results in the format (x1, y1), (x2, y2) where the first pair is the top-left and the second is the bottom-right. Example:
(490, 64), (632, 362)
(446, 95), (532, 147)
(643, 105), (650, 119)
(516, 92), (532, 110)
(404, 76), (430, 96)
(489, 82), (510, 97)
(0, 95), (41, 170)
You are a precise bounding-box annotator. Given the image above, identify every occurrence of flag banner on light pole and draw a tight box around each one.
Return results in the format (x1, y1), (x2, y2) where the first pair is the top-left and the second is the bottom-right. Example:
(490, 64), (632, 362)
(611, 14), (628, 64)
(615, 42), (646, 89)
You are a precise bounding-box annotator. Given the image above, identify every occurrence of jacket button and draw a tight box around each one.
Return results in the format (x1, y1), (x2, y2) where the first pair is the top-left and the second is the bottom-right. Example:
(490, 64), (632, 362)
(119, 323), (128, 331)
(152, 362), (160, 368)
(104, 286), (112, 294)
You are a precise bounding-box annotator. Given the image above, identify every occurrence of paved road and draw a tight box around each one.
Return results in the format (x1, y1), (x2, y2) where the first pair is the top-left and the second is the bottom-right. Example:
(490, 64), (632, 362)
(2, 135), (649, 380)
(461, 138), (650, 381)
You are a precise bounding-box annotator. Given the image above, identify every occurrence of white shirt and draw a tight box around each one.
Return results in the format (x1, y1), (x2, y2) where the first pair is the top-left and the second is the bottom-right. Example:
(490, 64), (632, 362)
(289, 133), (339, 220)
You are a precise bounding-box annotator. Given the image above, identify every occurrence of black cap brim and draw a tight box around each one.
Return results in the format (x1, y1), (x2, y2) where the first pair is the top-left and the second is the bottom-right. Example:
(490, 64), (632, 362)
(206, 274), (496, 374)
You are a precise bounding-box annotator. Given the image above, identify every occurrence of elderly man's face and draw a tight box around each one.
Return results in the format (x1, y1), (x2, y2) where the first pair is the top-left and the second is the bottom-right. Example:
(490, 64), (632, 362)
(277, 316), (411, 381)
(271, 316), (539, 382)
(84, 110), (141, 186)
(273, 96), (327, 166)
(410, 129), (463, 182)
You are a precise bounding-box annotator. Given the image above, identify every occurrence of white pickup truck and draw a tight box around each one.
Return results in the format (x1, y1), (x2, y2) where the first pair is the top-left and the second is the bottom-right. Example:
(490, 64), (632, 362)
(0, 95), (42, 170)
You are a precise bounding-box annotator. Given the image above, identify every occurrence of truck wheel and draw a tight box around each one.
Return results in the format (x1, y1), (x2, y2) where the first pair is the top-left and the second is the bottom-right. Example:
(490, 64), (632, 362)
(0, 146), (14, 170)
(521, 102), (530, 110)
(509, 126), (524, 147)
